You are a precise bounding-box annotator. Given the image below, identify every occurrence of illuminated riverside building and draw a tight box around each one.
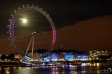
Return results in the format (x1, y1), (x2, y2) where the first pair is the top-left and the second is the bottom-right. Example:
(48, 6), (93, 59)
(43, 54), (60, 62)
(24, 49), (88, 62)
(89, 50), (108, 60)
(76, 54), (88, 61)
(63, 53), (75, 61)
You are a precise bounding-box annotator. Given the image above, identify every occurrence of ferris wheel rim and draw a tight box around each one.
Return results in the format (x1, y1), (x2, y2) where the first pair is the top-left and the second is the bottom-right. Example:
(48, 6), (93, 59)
(8, 4), (56, 54)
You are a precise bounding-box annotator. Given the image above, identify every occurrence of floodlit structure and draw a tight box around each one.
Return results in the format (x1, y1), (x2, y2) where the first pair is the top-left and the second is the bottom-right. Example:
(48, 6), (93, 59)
(63, 53), (74, 61)
(89, 50), (108, 60)
(23, 49), (89, 62)
(76, 54), (88, 61)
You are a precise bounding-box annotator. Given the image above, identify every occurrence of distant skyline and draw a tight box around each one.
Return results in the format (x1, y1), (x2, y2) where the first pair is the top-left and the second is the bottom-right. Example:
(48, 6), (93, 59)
(0, 0), (112, 54)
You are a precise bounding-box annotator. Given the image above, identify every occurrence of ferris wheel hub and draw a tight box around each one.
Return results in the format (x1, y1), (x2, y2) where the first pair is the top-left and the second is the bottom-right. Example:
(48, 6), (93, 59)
(8, 4), (56, 60)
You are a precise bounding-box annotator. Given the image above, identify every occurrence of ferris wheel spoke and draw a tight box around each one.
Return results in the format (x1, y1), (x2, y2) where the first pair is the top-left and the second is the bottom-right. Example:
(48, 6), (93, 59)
(8, 4), (56, 62)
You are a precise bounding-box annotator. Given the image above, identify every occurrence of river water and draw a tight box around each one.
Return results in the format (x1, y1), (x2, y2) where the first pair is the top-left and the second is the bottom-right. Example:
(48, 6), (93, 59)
(0, 63), (112, 74)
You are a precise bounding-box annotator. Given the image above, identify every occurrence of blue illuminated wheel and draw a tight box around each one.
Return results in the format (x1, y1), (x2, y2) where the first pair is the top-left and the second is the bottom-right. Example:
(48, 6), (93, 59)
(7, 4), (56, 55)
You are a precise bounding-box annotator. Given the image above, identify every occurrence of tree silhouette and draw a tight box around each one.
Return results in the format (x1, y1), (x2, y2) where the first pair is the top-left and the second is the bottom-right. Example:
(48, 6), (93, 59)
(8, 53), (15, 61)
(1, 54), (6, 61)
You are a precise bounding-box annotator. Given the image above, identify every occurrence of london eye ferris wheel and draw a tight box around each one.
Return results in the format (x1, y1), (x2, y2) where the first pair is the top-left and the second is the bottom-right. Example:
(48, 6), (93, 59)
(7, 4), (56, 57)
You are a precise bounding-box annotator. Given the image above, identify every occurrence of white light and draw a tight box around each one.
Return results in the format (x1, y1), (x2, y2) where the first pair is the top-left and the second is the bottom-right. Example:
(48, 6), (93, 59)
(22, 19), (27, 23)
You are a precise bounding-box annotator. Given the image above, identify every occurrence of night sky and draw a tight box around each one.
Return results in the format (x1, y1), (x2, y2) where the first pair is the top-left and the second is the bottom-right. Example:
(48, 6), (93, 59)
(0, 0), (112, 54)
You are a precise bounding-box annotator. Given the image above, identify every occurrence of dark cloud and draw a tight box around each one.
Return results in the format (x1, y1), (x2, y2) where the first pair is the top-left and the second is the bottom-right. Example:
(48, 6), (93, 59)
(0, 0), (111, 37)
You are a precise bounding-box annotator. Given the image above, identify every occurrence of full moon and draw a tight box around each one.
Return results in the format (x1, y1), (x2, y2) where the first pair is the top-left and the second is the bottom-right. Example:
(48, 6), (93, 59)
(22, 19), (27, 23)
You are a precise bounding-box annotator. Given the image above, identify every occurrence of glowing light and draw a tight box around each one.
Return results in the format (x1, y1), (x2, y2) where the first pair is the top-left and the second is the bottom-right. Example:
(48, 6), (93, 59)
(22, 19), (27, 23)
(97, 63), (100, 67)
(64, 54), (74, 61)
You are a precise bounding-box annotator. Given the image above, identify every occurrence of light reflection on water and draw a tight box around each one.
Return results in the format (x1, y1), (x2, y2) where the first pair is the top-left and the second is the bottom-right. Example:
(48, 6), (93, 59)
(0, 63), (112, 74)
